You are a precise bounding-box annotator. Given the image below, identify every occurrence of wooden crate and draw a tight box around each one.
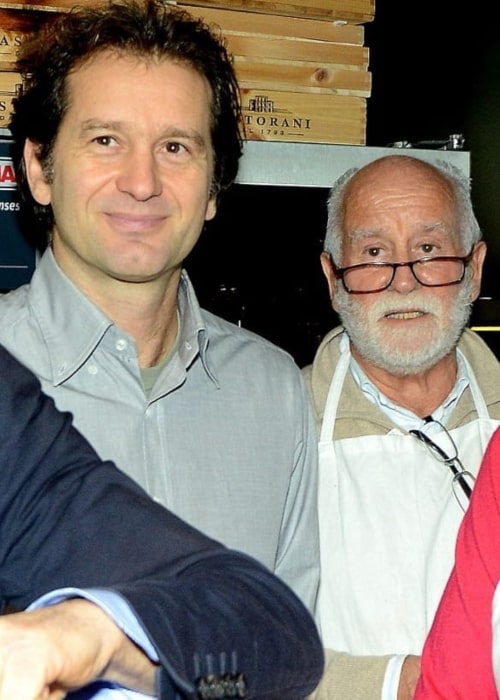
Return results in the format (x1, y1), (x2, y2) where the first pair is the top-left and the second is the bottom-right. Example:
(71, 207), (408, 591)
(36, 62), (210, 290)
(0, 2), (371, 142)
(234, 57), (370, 96)
(0, 92), (14, 124)
(178, 4), (366, 42)
(178, 0), (374, 23)
(181, 3), (370, 140)
(190, 4), (370, 141)
(0, 9), (25, 123)
(241, 88), (366, 144)
(0, 69), (21, 92)
(0, 7), (52, 66)
(224, 32), (368, 65)
(0, 0), (375, 22)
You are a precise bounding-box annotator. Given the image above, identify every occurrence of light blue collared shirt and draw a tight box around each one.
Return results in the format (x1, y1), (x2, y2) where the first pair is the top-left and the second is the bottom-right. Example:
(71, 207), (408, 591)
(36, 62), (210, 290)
(0, 249), (319, 614)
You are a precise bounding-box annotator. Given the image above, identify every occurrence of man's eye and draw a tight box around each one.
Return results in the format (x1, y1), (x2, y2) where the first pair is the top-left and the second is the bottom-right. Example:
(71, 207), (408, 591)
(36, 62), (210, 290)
(367, 247), (381, 257)
(165, 142), (187, 154)
(93, 136), (115, 146)
(421, 243), (436, 255)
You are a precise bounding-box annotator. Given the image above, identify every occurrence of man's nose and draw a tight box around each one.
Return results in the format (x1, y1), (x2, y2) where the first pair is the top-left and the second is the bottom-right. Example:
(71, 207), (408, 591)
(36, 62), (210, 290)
(116, 148), (162, 200)
(388, 261), (420, 292)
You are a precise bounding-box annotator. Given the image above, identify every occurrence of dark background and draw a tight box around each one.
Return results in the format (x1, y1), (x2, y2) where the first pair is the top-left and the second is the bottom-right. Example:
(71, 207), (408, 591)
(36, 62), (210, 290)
(365, 0), (486, 148)
(187, 0), (500, 366)
(364, 0), (500, 297)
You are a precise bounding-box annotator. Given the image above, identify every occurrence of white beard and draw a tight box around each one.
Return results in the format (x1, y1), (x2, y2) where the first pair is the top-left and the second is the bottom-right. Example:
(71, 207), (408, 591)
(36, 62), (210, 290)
(334, 274), (474, 376)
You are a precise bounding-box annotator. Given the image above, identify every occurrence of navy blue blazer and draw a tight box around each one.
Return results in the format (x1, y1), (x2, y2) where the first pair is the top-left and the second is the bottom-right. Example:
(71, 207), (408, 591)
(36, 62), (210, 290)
(0, 344), (323, 698)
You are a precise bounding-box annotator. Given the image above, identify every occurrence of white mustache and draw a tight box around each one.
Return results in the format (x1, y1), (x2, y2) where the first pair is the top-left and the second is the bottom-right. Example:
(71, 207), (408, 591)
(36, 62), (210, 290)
(363, 293), (441, 321)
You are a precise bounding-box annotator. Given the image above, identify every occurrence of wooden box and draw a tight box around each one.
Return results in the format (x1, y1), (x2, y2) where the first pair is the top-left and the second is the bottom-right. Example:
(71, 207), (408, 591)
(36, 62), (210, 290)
(0, 8), (52, 69)
(0, 93), (14, 125)
(241, 89), (366, 144)
(179, 0), (374, 23)
(185, 3), (371, 142)
(0, 2), (372, 143)
(0, 0), (375, 23)
(182, 4), (370, 93)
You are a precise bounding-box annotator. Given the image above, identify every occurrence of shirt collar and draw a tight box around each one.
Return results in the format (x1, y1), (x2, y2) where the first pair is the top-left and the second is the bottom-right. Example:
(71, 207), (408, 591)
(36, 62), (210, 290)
(177, 271), (218, 386)
(28, 249), (113, 384)
(28, 250), (217, 385)
(341, 332), (470, 431)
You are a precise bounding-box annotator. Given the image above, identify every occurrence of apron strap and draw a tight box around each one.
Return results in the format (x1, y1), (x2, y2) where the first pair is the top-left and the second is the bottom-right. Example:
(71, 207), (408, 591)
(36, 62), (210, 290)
(457, 348), (490, 420)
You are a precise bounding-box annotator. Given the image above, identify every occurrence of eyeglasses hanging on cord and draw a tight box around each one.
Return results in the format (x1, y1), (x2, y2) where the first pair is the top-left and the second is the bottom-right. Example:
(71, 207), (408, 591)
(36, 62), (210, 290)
(409, 416), (476, 511)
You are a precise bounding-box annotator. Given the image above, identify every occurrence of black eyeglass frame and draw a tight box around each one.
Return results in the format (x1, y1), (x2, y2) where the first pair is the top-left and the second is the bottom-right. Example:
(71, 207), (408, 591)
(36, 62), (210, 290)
(409, 426), (475, 505)
(331, 248), (475, 295)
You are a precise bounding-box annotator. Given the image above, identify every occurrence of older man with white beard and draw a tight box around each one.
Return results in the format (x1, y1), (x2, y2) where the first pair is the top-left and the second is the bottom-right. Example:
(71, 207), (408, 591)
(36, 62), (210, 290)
(303, 155), (500, 700)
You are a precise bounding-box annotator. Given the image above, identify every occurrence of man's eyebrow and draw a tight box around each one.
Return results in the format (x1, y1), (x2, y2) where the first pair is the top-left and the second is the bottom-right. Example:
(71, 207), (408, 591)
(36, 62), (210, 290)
(348, 228), (384, 242)
(348, 222), (451, 242)
(420, 221), (450, 233)
(80, 120), (119, 132)
(160, 127), (207, 148)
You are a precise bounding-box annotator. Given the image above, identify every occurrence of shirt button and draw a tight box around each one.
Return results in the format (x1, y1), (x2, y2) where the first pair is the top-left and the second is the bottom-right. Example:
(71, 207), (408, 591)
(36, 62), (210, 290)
(87, 365), (98, 375)
(115, 338), (127, 351)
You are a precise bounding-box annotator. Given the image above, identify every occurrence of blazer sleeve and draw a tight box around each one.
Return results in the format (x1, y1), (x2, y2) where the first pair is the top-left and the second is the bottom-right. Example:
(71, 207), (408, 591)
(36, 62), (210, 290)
(0, 344), (324, 699)
(414, 426), (500, 698)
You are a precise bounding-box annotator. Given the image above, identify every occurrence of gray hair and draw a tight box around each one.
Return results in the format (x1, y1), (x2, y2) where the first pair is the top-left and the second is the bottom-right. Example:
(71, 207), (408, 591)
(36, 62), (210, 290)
(323, 155), (482, 265)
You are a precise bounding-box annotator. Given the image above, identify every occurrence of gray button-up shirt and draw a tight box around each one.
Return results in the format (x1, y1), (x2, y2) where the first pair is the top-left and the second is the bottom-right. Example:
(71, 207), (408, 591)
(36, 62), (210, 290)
(0, 249), (319, 612)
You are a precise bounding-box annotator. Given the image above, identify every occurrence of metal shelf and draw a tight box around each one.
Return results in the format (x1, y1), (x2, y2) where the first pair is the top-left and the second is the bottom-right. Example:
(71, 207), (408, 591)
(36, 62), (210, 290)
(1, 128), (471, 186)
(236, 141), (470, 187)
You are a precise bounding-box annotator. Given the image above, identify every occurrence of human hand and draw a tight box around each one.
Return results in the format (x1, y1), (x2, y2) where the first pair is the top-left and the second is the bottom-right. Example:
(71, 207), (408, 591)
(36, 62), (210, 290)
(0, 598), (154, 699)
(397, 655), (421, 700)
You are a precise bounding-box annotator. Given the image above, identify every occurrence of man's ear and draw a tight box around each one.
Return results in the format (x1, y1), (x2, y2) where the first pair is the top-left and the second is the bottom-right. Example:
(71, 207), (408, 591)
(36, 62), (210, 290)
(320, 252), (337, 311)
(23, 139), (52, 206)
(469, 240), (487, 303)
(320, 251), (338, 309)
(205, 195), (217, 222)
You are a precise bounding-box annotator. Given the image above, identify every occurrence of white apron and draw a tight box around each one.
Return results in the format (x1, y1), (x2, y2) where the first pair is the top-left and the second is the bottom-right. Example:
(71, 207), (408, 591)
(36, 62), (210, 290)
(316, 342), (499, 654)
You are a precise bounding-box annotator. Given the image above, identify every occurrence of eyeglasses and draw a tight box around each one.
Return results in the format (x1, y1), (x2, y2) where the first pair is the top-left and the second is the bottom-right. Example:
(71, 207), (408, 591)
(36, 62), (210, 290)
(332, 249), (474, 294)
(409, 418), (475, 511)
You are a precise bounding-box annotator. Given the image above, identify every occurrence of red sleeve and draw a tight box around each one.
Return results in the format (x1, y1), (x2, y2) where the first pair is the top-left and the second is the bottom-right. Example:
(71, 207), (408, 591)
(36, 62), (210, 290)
(415, 426), (500, 698)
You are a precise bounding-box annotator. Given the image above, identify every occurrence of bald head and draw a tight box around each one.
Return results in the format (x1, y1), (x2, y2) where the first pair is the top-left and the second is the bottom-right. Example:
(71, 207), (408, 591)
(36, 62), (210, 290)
(344, 156), (454, 208)
(324, 155), (481, 264)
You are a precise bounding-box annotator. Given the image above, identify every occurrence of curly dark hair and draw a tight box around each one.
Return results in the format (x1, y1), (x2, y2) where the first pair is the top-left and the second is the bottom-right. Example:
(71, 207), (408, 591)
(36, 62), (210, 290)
(9, 0), (243, 246)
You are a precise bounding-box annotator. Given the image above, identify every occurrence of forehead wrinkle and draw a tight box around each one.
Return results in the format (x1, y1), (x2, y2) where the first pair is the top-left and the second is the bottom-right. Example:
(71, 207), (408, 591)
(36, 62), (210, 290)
(420, 221), (451, 234)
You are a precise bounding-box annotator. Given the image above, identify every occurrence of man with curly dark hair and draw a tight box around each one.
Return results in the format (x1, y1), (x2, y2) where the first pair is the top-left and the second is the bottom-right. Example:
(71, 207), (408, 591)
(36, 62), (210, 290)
(2, 0), (319, 630)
